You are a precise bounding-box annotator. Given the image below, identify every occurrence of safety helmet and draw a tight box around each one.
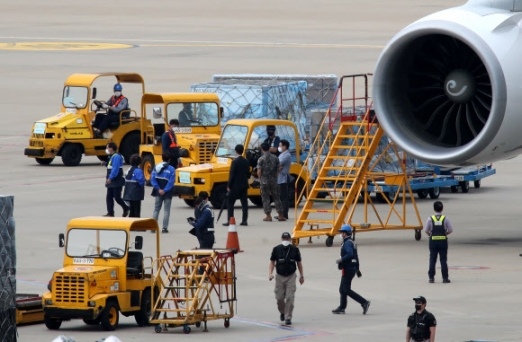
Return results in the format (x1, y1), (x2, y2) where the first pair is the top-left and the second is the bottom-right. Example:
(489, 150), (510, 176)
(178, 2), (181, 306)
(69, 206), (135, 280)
(339, 224), (352, 233)
(113, 83), (122, 91)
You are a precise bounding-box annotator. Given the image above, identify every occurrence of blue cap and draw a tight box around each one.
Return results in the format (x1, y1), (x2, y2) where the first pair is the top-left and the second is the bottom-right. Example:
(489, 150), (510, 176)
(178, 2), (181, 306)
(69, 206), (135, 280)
(339, 224), (352, 233)
(114, 83), (122, 91)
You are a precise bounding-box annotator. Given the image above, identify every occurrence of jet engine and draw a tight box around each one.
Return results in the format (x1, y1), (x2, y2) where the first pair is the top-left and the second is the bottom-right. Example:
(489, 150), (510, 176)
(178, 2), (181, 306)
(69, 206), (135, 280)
(373, 0), (522, 166)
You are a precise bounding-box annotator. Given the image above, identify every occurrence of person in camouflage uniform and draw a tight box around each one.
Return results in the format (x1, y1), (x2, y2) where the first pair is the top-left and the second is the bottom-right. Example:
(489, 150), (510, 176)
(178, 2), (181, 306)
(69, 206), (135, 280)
(257, 143), (286, 222)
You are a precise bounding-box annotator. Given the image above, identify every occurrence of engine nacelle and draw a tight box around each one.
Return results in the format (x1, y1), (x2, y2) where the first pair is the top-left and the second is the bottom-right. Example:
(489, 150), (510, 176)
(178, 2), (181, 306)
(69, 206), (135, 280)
(373, 0), (522, 166)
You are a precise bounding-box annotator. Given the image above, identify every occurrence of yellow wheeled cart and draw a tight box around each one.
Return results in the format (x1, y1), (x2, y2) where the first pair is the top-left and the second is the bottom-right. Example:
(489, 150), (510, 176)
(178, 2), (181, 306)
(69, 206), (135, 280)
(150, 249), (236, 334)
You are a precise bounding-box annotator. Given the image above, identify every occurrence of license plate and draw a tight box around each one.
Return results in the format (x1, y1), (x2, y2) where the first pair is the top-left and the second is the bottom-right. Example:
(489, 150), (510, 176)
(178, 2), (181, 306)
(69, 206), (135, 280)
(454, 175), (464, 181)
(179, 171), (191, 184)
(73, 258), (94, 265)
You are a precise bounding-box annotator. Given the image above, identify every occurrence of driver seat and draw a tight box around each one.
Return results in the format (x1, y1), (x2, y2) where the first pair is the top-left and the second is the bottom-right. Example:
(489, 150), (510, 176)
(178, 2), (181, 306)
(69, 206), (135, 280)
(127, 251), (143, 277)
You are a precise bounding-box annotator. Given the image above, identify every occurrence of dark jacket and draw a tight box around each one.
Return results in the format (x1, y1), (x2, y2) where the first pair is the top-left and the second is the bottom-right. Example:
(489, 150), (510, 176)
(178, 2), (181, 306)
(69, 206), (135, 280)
(106, 153), (125, 188)
(190, 202), (215, 238)
(150, 162), (175, 198)
(161, 130), (180, 164)
(228, 155), (250, 196)
(123, 166), (145, 201)
(340, 237), (360, 272)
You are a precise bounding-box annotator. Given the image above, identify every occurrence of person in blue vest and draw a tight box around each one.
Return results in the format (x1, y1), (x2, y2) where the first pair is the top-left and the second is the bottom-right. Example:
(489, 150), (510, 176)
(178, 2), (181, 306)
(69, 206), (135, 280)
(123, 154), (145, 217)
(188, 191), (215, 250)
(424, 201), (454, 283)
(333, 224), (370, 315)
(151, 152), (175, 233)
(104, 142), (129, 217)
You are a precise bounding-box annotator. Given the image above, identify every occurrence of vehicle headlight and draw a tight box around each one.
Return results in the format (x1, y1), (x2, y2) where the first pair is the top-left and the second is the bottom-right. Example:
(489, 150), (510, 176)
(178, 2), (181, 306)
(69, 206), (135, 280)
(45, 299), (53, 305)
(194, 178), (206, 184)
(88, 301), (96, 307)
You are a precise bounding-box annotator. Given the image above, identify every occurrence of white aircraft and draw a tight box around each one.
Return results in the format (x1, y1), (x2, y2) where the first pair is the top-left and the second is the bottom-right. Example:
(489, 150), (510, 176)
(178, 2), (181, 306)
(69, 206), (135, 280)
(373, 0), (522, 166)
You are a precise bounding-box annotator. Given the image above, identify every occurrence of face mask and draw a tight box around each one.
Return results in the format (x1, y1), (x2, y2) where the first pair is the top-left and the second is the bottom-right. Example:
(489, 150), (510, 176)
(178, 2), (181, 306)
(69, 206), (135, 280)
(282, 240), (290, 247)
(415, 304), (422, 311)
(278, 147), (283, 153)
(114, 91), (121, 97)
(105, 149), (110, 155)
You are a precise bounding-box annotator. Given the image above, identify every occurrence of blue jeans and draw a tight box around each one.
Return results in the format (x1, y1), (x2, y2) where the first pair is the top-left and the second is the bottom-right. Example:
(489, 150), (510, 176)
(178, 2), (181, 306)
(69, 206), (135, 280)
(152, 196), (172, 229)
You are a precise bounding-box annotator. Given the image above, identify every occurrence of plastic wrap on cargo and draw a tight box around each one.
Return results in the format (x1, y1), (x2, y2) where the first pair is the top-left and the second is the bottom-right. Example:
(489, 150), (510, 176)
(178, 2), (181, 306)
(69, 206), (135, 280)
(191, 79), (308, 147)
(0, 195), (16, 342)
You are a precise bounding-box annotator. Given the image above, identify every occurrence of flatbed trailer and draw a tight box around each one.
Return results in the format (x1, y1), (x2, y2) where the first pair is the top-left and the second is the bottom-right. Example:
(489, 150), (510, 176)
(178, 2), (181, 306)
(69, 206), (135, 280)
(16, 293), (44, 325)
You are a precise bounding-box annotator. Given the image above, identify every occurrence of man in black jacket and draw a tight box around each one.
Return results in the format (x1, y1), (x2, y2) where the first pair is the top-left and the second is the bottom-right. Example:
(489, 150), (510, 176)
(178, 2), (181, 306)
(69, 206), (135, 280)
(223, 144), (250, 226)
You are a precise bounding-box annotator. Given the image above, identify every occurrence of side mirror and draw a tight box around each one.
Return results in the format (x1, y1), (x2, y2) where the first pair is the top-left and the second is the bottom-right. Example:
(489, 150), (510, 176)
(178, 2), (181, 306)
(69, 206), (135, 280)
(135, 236), (143, 250)
(92, 87), (97, 100)
(59, 233), (65, 248)
(153, 107), (163, 119)
(220, 107), (224, 118)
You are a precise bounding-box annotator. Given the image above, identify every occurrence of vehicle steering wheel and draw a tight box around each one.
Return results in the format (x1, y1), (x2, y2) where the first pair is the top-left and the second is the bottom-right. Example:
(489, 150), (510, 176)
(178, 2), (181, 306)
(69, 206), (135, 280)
(101, 247), (125, 257)
(93, 100), (104, 108)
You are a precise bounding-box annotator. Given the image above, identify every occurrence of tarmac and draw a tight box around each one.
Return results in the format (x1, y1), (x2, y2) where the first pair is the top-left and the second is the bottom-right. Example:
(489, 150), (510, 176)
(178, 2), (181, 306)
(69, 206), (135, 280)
(1, 0), (521, 341)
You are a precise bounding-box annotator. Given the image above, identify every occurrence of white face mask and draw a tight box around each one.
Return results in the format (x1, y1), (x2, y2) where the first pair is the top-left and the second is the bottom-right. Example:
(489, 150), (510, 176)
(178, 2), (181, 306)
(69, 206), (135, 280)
(114, 91), (121, 97)
(282, 240), (291, 247)
(105, 148), (110, 155)
(278, 146), (283, 153)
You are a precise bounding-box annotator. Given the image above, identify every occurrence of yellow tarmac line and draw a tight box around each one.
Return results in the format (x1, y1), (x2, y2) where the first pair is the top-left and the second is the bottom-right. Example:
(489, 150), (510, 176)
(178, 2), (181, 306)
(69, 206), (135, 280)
(0, 42), (133, 51)
(140, 43), (383, 49)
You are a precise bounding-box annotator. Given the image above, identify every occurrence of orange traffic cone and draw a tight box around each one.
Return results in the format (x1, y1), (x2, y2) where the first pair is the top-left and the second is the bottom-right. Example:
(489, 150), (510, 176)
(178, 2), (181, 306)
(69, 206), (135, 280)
(225, 217), (243, 252)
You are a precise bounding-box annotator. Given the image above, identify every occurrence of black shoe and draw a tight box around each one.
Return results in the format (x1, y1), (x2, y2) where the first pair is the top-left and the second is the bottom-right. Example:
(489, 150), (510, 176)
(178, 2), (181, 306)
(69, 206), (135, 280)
(332, 307), (345, 314)
(443, 279), (451, 283)
(240, 222), (248, 226)
(122, 209), (129, 217)
(362, 301), (371, 315)
(280, 313), (285, 322)
(162, 228), (169, 233)
(222, 222), (230, 226)
(103, 213), (114, 217)
(429, 278), (435, 283)
(284, 319), (292, 325)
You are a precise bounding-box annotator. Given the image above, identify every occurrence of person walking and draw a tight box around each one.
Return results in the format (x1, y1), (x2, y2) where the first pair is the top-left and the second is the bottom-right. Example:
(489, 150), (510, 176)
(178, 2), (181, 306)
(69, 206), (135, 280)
(123, 154), (145, 217)
(224, 144), (250, 227)
(269, 232), (304, 326)
(104, 142), (129, 217)
(188, 191), (215, 250)
(151, 152), (175, 233)
(257, 143), (285, 222)
(276, 139), (291, 220)
(332, 224), (371, 315)
(406, 296), (437, 342)
(424, 201), (453, 283)
(162, 119), (181, 169)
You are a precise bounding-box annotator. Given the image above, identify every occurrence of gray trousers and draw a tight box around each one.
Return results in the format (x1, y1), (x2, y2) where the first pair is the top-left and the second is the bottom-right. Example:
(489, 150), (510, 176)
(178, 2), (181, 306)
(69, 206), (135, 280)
(152, 196), (172, 229)
(275, 273), (297, 320)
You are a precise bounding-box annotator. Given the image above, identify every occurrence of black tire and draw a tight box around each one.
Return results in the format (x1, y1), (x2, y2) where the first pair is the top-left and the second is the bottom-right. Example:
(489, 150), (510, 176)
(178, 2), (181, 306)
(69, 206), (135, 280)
(460, 181), (470, 193)
(386, 190), (396, 202)
(450, 185), (458, 193)
(474, 180), (481, 188)
(375, 192), (386, 203)
(142, 154), (155, 186)
(36, 158), (54, 165)
(120, 131), (141, 164)
(61, 144), (82, 166)
(195, 322), (201, 328)
(101, 300), (119, 331)
(417, 189), (428, 199)
(83, 317), (101, 325)
(249, 196), (263, 207)
(97, 155), (109, 162)
(183, 326), (191, 334)
(135, 288), (152, 327)
(415, 230), (422, 241)
(224, 318), (230, 328)
(44, 315), (62, 330)
(325, 236), (334, 247)
(428, 187), (440, 199)
(210, 183), (228, 209)
(184, 199), (196, 207)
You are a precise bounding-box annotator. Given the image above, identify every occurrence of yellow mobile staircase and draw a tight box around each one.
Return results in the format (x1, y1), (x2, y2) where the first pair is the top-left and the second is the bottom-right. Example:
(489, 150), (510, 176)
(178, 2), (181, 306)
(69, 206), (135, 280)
(292, 74), (423, 246)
